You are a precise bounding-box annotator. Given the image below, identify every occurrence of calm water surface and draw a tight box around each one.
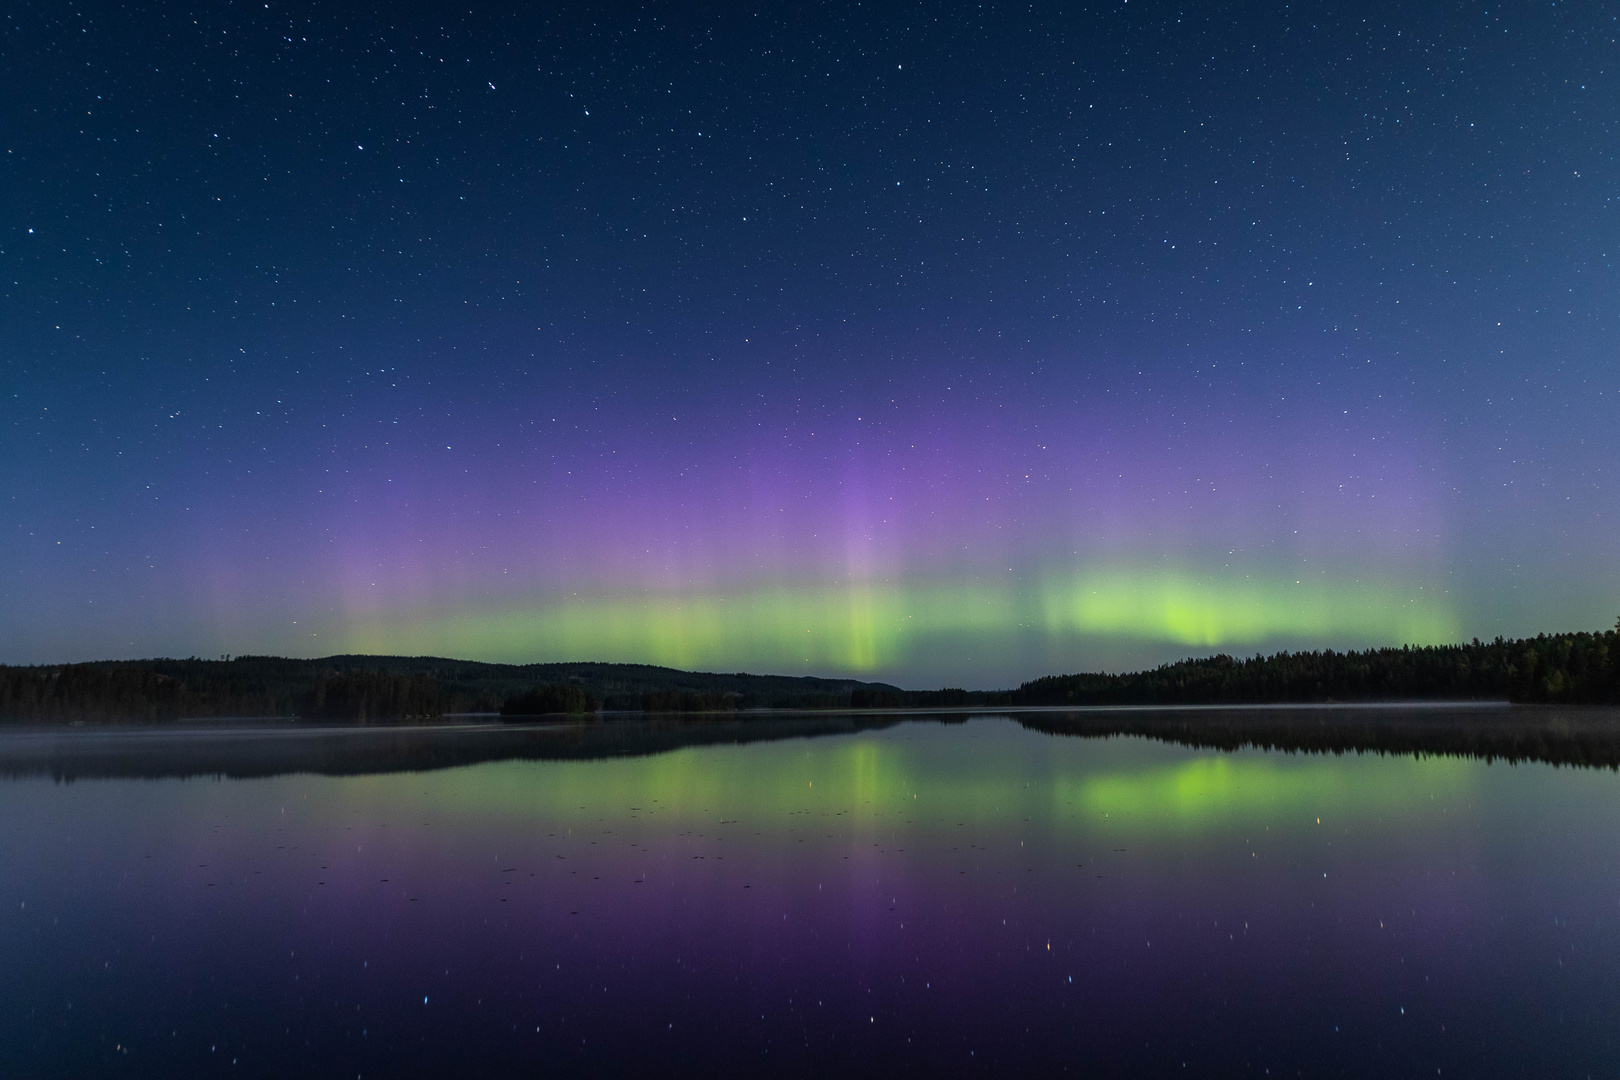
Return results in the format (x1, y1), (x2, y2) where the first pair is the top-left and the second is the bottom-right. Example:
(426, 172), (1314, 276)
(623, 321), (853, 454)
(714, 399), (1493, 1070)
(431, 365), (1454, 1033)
(2, 713), (1618, 1077)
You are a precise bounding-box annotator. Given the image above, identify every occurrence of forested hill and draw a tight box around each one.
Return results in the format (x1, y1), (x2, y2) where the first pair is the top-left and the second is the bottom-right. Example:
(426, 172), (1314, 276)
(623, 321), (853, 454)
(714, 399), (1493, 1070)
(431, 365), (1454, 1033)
(1011, 627), (1620, 707)
(0, 655), (902, 723)
(1, 623), (1616, 722)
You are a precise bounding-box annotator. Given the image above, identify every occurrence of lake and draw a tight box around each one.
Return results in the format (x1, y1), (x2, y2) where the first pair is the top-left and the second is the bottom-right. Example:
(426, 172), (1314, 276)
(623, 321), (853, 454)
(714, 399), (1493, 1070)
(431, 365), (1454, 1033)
(2, 708), (1618, 1077)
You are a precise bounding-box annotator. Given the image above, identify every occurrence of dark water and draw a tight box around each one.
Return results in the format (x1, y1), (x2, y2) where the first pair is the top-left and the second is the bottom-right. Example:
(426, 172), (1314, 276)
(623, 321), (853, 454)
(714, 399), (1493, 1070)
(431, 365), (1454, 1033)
(3, 709), (1618, 1077)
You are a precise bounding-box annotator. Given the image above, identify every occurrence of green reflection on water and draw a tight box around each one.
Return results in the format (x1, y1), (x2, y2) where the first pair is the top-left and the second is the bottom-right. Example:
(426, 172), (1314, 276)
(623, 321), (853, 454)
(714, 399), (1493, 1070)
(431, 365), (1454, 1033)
(1066, 753), (1475, 833)
(342, 736), (922, 827)
(330, 722), (1477, 842)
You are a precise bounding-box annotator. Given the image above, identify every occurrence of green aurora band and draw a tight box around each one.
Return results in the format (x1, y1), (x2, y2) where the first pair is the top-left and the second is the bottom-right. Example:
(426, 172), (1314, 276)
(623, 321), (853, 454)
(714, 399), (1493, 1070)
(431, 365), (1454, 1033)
(333, 567), (1457, 676)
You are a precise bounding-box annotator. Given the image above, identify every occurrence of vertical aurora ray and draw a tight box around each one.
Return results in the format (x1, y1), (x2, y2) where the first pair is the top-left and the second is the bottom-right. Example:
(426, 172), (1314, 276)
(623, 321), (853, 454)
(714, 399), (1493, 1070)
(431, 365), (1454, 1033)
(325, 564), (1456, 677)
(244, 387), (1456, 681)
(5, 0), (1618, 677)
(43, 377), (1465, 683)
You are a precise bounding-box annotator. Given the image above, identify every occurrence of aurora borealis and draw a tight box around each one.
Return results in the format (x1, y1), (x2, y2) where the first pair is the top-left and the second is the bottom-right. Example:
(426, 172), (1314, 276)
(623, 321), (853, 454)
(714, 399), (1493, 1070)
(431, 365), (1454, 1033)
(4, 1), (1616, 683)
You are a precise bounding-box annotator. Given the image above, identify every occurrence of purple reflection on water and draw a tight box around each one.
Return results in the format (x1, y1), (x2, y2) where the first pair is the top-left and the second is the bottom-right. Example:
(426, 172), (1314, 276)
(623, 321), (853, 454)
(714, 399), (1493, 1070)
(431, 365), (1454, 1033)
(1, 717), (1617, 1077)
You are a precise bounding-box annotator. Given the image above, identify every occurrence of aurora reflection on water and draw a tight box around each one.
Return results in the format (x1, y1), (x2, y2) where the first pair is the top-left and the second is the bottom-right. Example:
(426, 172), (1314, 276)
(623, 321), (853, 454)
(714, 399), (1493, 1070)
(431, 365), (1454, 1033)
(2, 715), (1616, 1077)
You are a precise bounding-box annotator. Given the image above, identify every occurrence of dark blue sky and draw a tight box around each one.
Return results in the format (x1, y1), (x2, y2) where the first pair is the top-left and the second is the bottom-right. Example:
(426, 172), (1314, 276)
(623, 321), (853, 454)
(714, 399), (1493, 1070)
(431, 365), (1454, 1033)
(4, 0), (1616, 682)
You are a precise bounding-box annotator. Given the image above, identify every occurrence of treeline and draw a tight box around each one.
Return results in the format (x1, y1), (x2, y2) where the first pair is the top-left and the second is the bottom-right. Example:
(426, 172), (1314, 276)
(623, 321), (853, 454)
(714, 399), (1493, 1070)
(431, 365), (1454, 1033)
(501, 683), (600, 716)
(493, 629), (1620, 712)
(1010, 626), (1620, 707)
(305, 671), (445, 720)
(0, 655), (902, 723)
(2, 625), (1615, 723)
(0, 659), (464, 723)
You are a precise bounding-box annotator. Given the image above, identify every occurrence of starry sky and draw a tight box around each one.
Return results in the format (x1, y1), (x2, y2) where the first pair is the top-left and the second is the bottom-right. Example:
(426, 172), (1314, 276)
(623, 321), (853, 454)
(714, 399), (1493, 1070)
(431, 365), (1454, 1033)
(3, 0), (1616, 686)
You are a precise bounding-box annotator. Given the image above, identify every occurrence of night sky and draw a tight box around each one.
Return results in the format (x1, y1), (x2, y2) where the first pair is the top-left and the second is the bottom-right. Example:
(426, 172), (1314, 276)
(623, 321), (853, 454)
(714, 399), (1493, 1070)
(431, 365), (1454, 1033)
(3, 0), (1616, 686)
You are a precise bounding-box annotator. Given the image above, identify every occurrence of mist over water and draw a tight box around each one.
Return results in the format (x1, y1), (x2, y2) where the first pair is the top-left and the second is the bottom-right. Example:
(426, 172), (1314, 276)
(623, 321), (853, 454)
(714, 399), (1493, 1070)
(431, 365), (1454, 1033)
(3, 713), (1617, 1077)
